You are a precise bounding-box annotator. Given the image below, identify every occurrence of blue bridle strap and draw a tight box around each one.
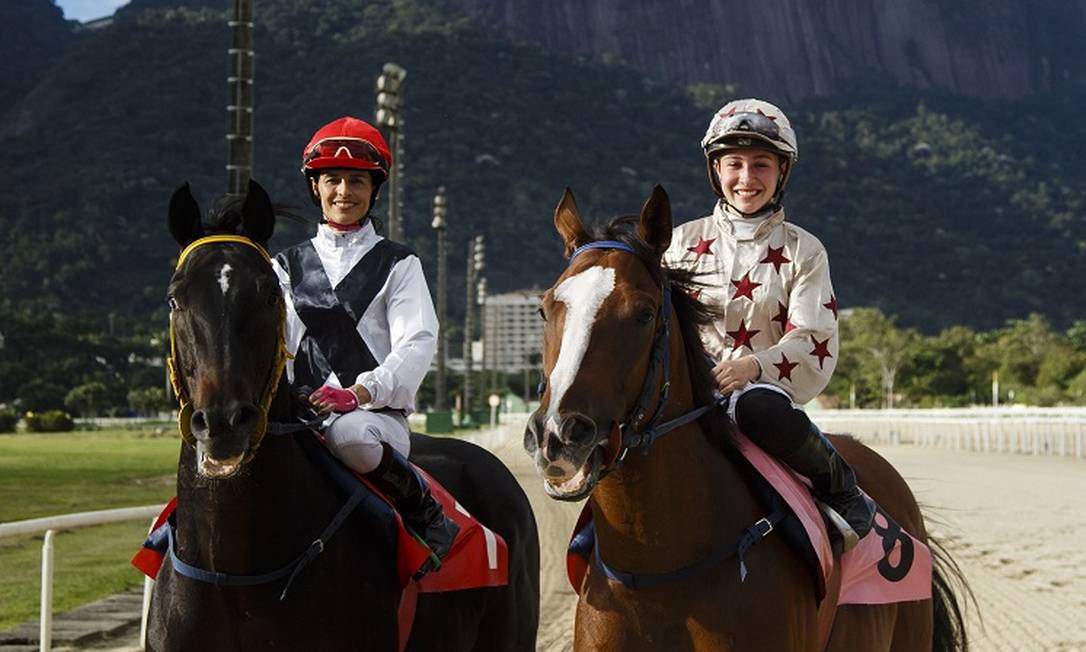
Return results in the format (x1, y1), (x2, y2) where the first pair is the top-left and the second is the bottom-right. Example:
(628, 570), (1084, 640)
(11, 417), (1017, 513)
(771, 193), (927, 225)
(568, 240), (638, 261)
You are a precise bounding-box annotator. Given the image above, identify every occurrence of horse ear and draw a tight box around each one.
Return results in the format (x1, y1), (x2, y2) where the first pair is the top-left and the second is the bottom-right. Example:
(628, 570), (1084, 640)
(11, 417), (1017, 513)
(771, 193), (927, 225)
(554, 188), (591, 258)
(168, 182), (205, 247)
(241, 179), (275, 247)
(638, 184), (672, 257)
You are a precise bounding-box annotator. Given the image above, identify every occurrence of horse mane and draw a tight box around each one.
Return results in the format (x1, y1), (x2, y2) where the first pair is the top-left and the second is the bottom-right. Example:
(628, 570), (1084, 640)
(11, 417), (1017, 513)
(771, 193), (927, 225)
(590, 215), (738, 455)
(202, 194), (309, 235)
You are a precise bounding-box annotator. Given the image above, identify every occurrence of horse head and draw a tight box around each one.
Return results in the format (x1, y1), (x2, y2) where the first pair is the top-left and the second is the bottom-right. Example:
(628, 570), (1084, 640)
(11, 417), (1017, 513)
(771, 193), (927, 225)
(166, 180), (285, 478)
(524, 186), (675, 501)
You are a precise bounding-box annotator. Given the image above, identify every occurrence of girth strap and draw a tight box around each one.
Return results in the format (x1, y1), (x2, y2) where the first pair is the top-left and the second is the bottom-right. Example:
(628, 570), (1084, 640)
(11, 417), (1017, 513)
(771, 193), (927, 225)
(592, 508), (787, 589)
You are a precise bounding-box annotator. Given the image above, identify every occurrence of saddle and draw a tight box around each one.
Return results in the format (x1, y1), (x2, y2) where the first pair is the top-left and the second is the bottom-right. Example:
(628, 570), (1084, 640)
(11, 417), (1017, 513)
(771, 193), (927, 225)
(566, 432), (932, 606)
(132, 431), (508, 593)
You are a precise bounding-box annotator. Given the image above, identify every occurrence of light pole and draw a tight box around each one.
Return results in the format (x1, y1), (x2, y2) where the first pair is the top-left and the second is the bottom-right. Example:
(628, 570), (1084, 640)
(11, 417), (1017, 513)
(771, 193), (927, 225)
(462, 235), (485, 424)
(225, 0), (254, 197)
(431, 187), (448, 411)
(375, 62), (406, 241)
(476, 275), (489, 394)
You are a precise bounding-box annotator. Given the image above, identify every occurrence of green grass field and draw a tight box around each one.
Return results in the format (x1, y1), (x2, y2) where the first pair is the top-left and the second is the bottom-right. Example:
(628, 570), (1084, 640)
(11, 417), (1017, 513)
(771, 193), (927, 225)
(0, 429), (180, 630)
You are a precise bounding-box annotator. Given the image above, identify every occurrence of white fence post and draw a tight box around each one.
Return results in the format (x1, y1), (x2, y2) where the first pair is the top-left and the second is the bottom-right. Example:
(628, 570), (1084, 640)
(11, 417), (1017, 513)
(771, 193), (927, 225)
(40, 530), (55, 652)
(0, 505), (164, 650)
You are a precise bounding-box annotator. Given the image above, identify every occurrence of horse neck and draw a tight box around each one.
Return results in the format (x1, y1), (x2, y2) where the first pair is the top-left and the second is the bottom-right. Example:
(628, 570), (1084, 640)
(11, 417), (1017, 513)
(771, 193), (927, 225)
(173, 391), (341, 572)
(590, 328), (762, 574)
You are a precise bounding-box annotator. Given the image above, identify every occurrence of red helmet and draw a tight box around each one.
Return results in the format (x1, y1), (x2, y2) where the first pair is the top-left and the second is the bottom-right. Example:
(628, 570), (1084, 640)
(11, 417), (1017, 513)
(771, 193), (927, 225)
(300, 116), (391, 184)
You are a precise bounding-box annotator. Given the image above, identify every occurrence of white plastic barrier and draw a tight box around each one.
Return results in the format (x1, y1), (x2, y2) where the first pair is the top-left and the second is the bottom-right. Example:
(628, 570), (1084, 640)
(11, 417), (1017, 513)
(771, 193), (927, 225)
(0, 505), (164, 652)
(813, 407), (1086, 458)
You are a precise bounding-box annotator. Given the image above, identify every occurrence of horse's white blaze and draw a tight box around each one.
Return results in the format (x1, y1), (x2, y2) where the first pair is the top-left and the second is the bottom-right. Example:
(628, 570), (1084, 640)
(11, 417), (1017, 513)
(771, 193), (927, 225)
(546, 266), (616, 420)
(217, 264), (232, 295)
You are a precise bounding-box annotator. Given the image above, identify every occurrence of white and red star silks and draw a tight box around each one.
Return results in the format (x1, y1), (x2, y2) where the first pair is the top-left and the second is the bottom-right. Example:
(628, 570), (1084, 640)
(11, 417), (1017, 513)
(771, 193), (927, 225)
(664, 202), (839, 404)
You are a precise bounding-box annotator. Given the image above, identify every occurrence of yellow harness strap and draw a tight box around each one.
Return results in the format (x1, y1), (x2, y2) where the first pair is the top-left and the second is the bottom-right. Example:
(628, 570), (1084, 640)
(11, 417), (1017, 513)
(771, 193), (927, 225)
(169, 235), (290, 456)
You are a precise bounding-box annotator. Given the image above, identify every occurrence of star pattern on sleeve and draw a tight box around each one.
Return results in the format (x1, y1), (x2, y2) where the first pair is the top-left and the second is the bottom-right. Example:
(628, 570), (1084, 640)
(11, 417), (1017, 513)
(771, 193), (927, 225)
(823, 295), (838, 319)
(759, 245), (791, 274)
(773, 353), (799, 381)
(771, 301), (789, 330)
(730, 272), (762, 300)
(687, 237), (716, 263)
(809, 335), (833, 369)
(727, 320), (760, 351)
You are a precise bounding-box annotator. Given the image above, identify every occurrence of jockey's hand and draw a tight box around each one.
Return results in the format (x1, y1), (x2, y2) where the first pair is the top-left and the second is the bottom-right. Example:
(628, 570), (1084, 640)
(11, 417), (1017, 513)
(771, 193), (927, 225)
(309, 385), (359, 414)
(712, 356), (761, 393)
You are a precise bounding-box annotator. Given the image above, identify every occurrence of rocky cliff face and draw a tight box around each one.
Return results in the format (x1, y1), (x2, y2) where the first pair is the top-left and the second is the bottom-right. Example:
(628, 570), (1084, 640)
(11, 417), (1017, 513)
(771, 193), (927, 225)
(443, 0), (1086, 99)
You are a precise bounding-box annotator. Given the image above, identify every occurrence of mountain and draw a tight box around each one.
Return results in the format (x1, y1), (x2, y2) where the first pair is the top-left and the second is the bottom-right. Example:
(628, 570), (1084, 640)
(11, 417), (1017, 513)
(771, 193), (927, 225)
(440, 0), (1086, 101)
(0, 1), (79, 116)
(0, 0), (1084, 404)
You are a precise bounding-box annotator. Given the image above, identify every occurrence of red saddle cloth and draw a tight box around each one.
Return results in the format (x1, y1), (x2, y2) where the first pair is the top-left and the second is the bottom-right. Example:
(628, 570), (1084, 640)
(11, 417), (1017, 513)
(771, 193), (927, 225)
(566, 432), (931, 606)
(132, 468), (508, 594)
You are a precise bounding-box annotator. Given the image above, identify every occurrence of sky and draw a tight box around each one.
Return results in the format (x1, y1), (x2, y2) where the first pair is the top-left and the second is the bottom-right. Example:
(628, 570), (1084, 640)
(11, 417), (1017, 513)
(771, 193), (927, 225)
(55, 0), (131, 22)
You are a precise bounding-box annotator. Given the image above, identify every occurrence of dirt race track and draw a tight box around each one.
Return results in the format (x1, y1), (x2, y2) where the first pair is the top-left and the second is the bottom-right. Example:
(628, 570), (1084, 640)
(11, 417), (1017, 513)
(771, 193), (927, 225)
(73, 422), (1085, 651)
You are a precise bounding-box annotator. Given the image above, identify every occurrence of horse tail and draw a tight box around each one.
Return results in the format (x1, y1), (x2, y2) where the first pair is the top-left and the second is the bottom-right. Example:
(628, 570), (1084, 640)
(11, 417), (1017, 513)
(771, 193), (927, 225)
(929, 534), (976, 651)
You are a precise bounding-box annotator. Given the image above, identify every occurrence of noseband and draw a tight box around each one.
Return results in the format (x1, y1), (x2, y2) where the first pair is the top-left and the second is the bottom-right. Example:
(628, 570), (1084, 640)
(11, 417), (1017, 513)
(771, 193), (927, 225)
(168, 235), (292, 457)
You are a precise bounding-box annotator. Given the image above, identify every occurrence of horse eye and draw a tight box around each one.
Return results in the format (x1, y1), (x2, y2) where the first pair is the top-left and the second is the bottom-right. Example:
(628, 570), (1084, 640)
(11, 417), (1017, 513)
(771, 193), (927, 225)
(168, 297), (180, 311)
(267, 292), (279, 307)
(537, 307), (547, 322)
(636, 309), (655, 325)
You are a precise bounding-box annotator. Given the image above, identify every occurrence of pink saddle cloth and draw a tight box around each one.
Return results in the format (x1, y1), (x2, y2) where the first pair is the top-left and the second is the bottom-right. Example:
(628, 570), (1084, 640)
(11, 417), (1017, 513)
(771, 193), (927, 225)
(734, 432), (932, 605)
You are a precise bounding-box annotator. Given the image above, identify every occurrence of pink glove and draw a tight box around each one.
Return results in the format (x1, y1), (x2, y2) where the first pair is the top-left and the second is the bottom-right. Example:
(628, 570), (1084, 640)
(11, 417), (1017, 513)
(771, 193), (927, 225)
(310, 386), (359, 413)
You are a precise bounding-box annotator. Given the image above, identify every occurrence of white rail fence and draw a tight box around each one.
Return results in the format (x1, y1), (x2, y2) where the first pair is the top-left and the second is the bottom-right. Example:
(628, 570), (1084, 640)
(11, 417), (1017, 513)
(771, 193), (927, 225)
(814, 407), (1086, 458)
(0, 506), (163, 652)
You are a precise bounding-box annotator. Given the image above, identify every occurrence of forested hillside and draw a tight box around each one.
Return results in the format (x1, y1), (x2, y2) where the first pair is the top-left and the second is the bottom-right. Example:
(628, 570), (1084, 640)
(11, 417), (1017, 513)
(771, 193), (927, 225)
(1, 0), (1084, 410)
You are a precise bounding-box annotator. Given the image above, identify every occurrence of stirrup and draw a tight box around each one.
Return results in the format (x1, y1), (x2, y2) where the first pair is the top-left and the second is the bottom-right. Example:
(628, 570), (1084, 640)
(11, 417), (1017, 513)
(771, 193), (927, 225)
(817, 501), (860, 555)
(408, 530), (445, 579)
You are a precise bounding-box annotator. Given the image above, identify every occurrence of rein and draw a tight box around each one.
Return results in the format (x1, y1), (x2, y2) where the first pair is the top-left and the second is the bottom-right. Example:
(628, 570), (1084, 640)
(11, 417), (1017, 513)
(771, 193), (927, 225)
(561, 239), (782, 588)
(167, 235), (292, 458)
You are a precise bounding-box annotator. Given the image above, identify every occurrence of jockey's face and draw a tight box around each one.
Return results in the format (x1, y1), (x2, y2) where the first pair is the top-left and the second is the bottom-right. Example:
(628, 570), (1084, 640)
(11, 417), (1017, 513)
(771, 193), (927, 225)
(714, 149), (784, 214)
(312, 169), (374, 227)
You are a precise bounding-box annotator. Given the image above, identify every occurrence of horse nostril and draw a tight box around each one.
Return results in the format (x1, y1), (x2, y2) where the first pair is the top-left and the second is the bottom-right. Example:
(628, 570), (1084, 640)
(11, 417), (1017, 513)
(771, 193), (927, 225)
(563, 414), (599, 447)
(190, 410), (209, 436)
(230, 404), (258, 430)
(523, 413), (543, 454)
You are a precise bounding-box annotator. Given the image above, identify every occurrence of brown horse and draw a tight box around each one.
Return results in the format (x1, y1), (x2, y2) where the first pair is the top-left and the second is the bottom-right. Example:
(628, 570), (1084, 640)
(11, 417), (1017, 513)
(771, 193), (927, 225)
(523, 185), (970, 651)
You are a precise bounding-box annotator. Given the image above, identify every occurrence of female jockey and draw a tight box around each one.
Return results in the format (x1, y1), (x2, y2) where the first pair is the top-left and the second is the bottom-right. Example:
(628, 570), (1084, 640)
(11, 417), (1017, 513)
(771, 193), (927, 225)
(663, 99), (876, 552)
(272, 116), (457, 570)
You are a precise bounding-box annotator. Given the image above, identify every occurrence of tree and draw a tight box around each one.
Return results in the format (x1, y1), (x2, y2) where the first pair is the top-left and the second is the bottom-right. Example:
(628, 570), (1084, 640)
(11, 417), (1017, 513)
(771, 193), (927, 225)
(840, 308), (920, 408)
(127, 386), (169, 417)
(64, 381), (111, 417)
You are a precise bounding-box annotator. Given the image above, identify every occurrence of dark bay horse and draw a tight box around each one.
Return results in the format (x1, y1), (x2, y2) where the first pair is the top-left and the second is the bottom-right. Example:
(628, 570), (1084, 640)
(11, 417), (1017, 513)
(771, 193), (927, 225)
(523, 186), (970, 651)
(148, 180), (539, 651)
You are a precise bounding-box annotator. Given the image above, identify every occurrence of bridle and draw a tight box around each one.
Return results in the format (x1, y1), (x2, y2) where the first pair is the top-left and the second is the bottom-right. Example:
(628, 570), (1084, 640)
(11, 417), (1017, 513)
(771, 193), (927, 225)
(548, 240), (784, 588)
(164, 234), (357, 600)
(554, 240), (723, 480)
(167, 235), (292, 458)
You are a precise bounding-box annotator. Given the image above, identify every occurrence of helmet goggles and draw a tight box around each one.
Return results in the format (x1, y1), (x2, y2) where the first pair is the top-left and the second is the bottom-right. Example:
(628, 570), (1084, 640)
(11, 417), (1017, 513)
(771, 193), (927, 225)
(301, 137), (389, 175)
(704, 111), (791, 156)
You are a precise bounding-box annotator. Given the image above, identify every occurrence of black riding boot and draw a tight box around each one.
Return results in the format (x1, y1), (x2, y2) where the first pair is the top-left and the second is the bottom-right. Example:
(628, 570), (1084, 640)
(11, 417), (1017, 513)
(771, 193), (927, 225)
(365, 443), (460, 575)
(780, 425), (877, 554)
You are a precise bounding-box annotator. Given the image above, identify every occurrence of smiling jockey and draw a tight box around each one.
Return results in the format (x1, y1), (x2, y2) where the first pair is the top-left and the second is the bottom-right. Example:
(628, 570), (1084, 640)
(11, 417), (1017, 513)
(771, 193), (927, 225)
(663, 99), (876, 552)
(271, 116), (458, 571)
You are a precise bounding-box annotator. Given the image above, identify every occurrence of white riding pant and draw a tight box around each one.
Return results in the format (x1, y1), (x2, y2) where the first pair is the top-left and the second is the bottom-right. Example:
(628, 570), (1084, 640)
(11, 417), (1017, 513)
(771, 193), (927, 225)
(323, 409), (410, 474)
